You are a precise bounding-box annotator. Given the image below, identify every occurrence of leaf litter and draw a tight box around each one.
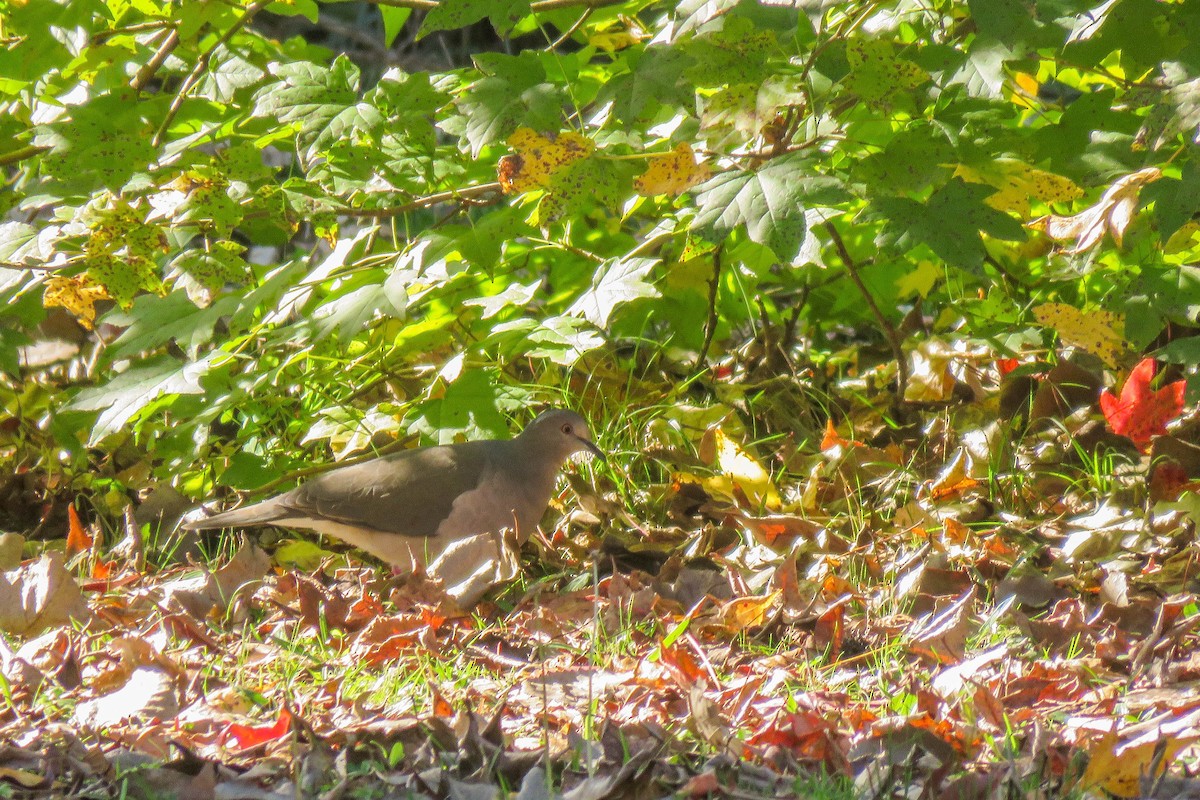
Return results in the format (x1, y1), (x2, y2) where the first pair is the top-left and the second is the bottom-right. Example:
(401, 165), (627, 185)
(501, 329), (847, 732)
(3, 353), (1200, 799)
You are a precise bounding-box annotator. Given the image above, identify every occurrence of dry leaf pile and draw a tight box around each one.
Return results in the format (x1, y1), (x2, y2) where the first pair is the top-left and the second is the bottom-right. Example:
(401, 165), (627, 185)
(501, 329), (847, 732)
(3, 349), (1200, 799)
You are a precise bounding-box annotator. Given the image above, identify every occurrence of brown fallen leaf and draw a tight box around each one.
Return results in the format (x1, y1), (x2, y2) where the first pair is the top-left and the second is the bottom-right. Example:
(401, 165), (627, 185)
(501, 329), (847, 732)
(1029, 167), (1162, 253)
(156, 543), (270, 618)
(74, 666), (180, 729)
(908, 588), (975, 665)
(0, 553), (91, 635)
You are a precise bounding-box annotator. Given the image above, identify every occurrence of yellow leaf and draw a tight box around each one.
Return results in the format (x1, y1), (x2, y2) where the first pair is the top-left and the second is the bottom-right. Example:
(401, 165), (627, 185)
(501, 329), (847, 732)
(721, 591), (781, 629)
(1009, 71), (1040, 109)
(1032, 302), (1129, 368)
(895, 260), (943, 298)
(955, 159), (1083, 215)
(1080, 710), (1200, 798)
(498, 128), (595, 194)
(43, 275), (110, 330)
(634, 143), (712, 197)
(696, 427), (781, 510)
(1166, 219), (1200, 253)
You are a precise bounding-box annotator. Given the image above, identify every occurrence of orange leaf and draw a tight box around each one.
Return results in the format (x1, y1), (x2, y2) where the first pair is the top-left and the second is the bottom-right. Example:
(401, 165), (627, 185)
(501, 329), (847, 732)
(66, 505), (93, 555)
(1099, 358), (1185, 450)
(821, 419), (861, 451)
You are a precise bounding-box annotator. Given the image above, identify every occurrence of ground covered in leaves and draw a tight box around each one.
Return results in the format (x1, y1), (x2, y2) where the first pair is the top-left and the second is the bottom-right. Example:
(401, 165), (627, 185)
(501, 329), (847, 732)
(4, 352), (1200, 800)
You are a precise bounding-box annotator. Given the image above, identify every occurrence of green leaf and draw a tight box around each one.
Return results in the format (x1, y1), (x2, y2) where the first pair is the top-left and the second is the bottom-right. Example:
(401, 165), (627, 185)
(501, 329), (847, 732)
(842, 37), (929, 105)
(33, 93), (158, 196)
(380, 7), (412, 47)
(536, 157), (628, 224)
(1148, 155), (1200, 243)
(566, 257), (659, 328)
(251, 56), (360, 160)
(601, 45), (695, 124)
(195, 48), (266, 103)
(447, 53), (565, 156)
(682, 16), (777, 87)
(307, 273), (407, 341)
(692, 155), (842, 261)
(409, 369), (508, 443)
(101, 291), (241, 362)
(855, 125), (956, 194)
(873, 178), (1026, 269)
(69, 354), (213, 445)
(420, 0), (531, 37)
(0, 327), (26, 377)
(464, 280), (541, 319)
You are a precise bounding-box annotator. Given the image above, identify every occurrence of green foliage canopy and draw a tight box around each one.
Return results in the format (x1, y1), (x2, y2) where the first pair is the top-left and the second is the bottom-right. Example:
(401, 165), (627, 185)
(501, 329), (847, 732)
(1, 0), (1199, 505)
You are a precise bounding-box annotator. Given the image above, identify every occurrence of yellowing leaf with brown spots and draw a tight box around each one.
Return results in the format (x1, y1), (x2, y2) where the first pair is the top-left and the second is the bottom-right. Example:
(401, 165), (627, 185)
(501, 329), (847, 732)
(1033, 302), (1129, 368)
(842, 38), (928, 105)
(1166, 219), (1200, 253)
(634, 143), (712, 197)
(498, 128), (595, 194)
(43, 275), (110, 330)
(1029, 167), (1162, 253)
(954, 159), (1083, 215)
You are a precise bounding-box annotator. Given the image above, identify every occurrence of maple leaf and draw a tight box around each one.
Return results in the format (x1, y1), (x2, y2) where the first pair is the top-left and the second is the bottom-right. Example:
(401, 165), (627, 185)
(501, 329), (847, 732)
(1099, 358), (1185, 450)
(498, 127), (594, 193)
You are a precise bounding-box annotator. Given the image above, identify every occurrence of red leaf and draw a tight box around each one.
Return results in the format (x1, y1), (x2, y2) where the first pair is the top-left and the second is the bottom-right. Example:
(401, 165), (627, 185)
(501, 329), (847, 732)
(1099, 358), (1185, 449)
(997, 358), (1020, 377)
(224, 708), (292, 749)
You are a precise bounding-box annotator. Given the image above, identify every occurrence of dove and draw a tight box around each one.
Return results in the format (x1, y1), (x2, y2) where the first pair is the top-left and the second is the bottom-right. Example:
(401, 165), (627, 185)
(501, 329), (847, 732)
(183, 409), (603, 574)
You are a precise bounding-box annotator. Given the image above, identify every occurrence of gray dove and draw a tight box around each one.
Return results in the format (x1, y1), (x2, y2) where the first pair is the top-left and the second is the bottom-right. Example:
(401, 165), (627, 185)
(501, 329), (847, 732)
(183, 409), (603, 573)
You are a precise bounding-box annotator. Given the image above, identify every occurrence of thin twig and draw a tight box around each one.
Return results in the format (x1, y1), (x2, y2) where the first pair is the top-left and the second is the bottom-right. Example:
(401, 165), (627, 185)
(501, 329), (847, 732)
(548, 7), (592, 49)
(695, 243), (723, 372)
(151, 0), (270, 147)
(822, 221), (909, 402)
(335, 182), (503, 218)
(369, 0), (625, 10)
(130, 27), (181, 92)
(0, 145), (49, 168)
(91, 20), (174, 42)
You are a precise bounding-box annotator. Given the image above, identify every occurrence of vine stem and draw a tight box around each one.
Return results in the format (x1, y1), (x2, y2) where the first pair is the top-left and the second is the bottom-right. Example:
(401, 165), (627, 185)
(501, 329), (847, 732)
(822, 221), (909, 403)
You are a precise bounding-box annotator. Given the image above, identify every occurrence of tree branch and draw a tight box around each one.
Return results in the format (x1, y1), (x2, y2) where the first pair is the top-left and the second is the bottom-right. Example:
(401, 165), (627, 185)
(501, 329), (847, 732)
(0, 145), (49, 168)
(131, 27), (181, 93)
(151, 0), (270, 147)
(366, 0), (626, 13)
(822, 221), (909, 402)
